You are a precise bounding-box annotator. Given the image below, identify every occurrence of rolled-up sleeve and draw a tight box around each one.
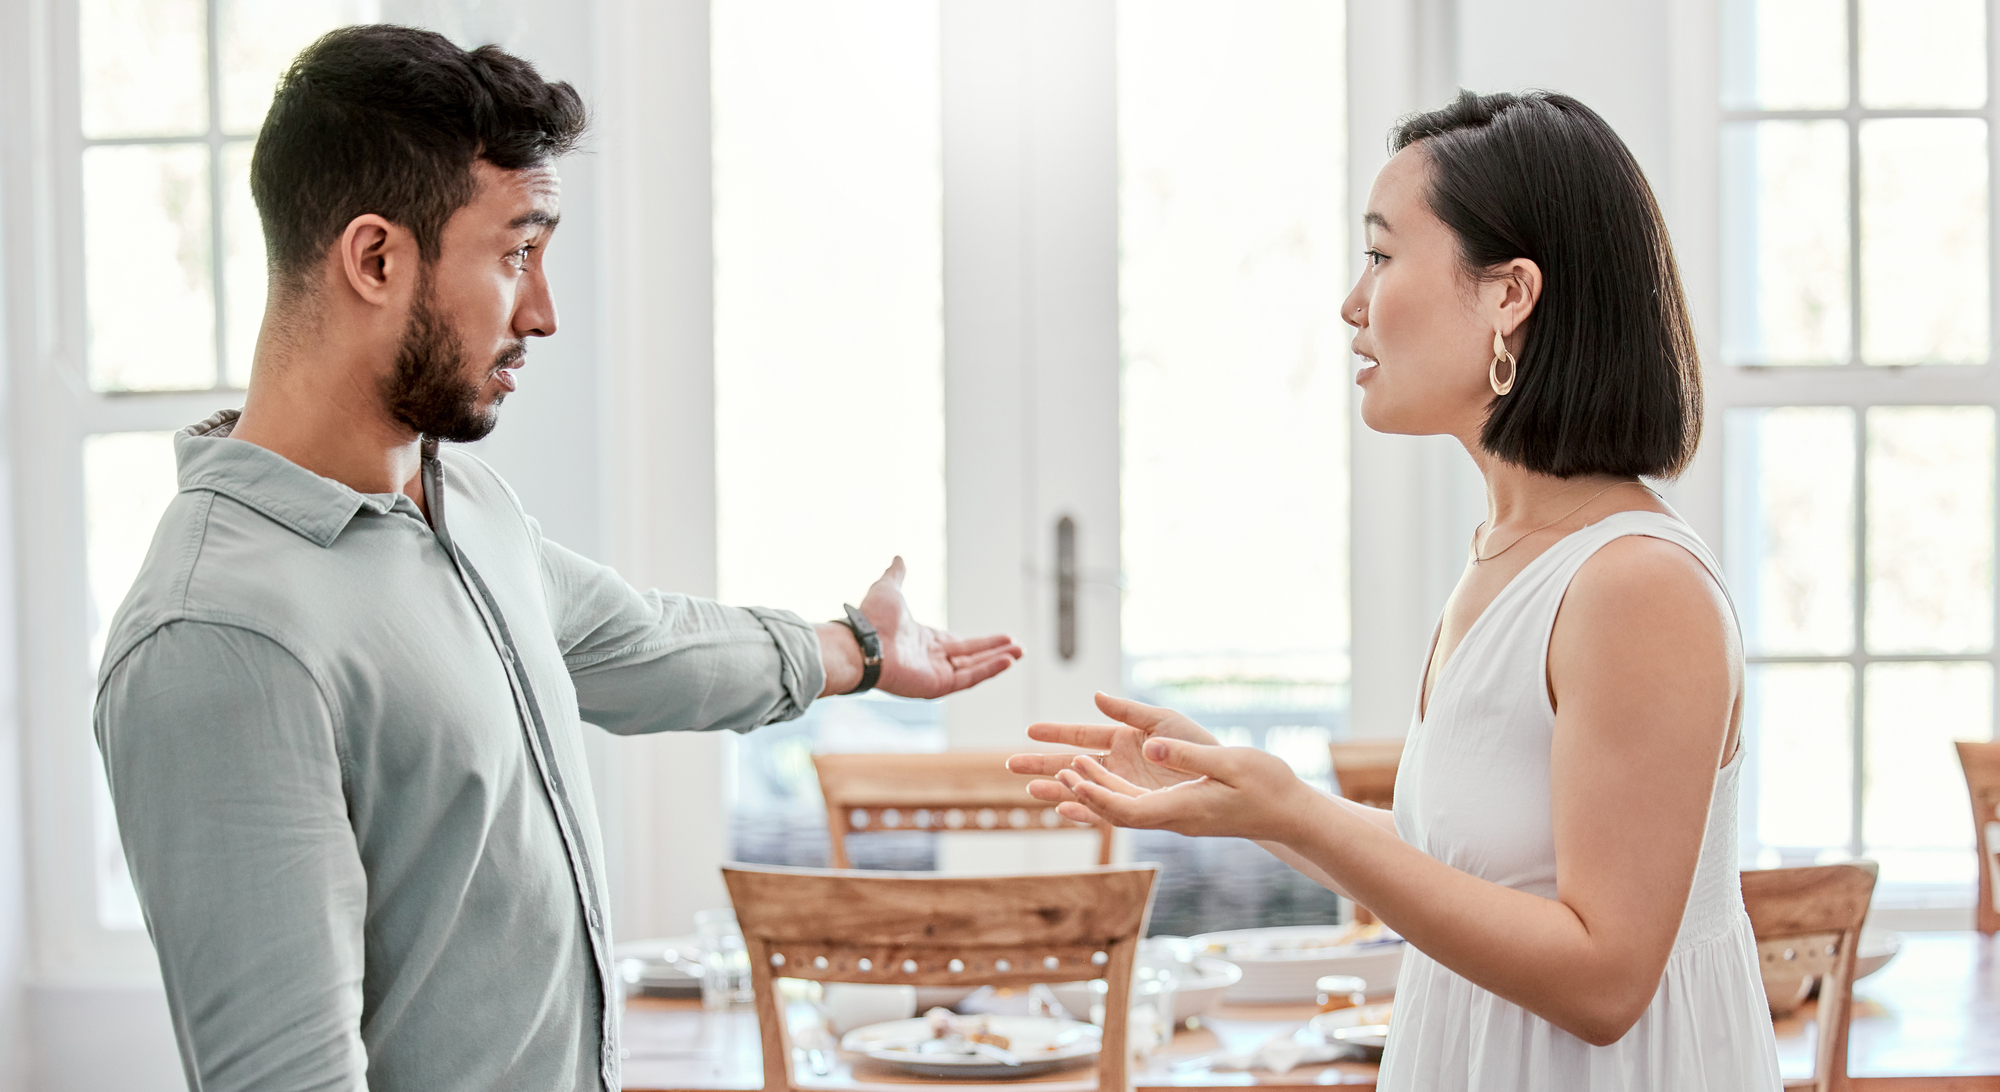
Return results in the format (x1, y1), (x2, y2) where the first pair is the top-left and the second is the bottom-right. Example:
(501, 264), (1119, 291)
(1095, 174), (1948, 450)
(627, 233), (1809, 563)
(535, 530), (826, 735)
(95, 621), (367, 1092)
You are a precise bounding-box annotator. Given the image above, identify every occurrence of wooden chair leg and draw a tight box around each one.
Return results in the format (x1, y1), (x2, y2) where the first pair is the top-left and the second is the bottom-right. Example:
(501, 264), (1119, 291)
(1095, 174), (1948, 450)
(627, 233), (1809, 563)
(1979, 851), (2000, 935)
(827, 810), (853, 870)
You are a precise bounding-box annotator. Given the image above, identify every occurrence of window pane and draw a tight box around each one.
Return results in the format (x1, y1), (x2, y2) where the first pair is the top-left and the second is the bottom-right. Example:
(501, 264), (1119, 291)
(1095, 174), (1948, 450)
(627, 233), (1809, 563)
(1865, 406), (1995, 654)
(1745, 662), (1854, 859)
(1721, 0), (1847, 110)
(713, 0), (946, 851)
(1863, 661), (1990, 886)
(85, 431), (181, 930)
(219, 0), (380, 135)
(1720, 121), (1850, 366)
(1725, 407), (1855, 656)
(80, 0), (206, 138)
(713, 0), (943, 627)
(1860, 119), (1989, 365)
(1118, 0), (1348, 747)
(85, 144), (216, 391)
(1860, 0), (1987, 108)
(223, 141), (261, 388)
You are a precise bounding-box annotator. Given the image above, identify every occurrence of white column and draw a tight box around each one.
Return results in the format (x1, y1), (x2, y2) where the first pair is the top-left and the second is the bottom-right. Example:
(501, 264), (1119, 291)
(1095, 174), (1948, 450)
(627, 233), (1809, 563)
(595, 0), (729, 939)
(941, 0), (1121, 747)
(940, 0), (1120, 871)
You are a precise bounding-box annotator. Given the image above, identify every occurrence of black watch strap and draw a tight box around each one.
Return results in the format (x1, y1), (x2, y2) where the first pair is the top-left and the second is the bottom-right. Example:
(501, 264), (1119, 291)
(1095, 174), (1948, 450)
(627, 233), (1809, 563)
(839, 603), (883, 695)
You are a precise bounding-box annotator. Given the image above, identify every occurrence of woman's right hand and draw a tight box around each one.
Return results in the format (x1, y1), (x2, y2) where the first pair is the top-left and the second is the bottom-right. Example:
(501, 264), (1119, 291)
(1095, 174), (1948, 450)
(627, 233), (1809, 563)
(1006, 692), (1220, 800)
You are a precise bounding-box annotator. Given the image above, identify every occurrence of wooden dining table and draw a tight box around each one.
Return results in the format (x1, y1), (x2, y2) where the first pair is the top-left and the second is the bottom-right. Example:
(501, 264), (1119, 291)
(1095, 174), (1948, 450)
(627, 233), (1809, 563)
(621, 931), (1999, 1092)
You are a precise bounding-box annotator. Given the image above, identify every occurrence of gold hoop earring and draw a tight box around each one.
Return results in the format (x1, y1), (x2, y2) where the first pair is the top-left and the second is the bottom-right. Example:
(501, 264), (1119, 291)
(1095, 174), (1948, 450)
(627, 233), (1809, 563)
(1490, 330), (1517, 396)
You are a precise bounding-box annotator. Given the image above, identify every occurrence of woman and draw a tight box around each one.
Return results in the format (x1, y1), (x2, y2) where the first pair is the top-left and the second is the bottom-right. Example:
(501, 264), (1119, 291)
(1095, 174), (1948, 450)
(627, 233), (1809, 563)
(1009, 91), (1782, 1090)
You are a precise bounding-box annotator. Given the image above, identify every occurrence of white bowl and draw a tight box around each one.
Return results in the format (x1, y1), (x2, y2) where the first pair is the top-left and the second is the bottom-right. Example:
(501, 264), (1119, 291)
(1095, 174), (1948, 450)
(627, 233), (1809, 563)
(1191, 926), (1406, 1003)
(1170, 957), (1243, 1022)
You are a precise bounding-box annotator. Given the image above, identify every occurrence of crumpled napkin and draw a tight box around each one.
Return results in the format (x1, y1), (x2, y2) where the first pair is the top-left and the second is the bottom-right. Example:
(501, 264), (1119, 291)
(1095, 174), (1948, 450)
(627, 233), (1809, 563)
(1205, 1028), (1352, 1074)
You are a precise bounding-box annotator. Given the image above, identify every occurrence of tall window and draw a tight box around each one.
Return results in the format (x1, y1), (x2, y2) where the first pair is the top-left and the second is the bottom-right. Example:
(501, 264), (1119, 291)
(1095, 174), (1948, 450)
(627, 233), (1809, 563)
(1117, 0), (1349, 933)
(1720, 0), (1997, 897)
(75, 0), (376, 928)
(712, 0), (950, 869)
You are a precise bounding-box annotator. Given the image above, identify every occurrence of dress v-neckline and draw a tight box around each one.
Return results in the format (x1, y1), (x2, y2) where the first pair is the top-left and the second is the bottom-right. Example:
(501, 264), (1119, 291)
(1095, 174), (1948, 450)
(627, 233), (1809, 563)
(1416, 511), (1655, 725)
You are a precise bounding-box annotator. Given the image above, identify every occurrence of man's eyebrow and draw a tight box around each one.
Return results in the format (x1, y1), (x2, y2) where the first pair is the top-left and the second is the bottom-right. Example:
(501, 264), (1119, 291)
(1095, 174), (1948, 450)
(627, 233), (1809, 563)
(510, 210), (560, 230)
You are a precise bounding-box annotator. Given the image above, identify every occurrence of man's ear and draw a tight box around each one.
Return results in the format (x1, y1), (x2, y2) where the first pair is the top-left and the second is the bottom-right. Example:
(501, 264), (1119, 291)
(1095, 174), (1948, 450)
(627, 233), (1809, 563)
(336, 214), (411, 305)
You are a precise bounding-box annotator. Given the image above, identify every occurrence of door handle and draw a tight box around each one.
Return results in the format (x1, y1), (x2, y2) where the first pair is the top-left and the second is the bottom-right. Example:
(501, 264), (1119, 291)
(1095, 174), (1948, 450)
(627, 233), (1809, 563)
(1056, 515), (1077, 661)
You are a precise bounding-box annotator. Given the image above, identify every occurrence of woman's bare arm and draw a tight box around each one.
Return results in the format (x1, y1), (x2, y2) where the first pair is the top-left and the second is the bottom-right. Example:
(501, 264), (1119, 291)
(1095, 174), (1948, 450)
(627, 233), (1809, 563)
(1043, 537), (1737, 1046)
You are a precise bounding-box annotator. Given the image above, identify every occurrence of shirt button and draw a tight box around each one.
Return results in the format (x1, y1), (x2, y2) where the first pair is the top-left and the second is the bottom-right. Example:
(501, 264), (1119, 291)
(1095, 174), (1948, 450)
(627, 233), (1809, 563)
(588, 905), (602, 929)
(500, 646), (515, 664)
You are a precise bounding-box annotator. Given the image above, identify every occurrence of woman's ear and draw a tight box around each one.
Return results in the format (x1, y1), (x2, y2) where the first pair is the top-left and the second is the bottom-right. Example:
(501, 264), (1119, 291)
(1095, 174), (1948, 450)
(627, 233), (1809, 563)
(1494, 257), (1543, 341)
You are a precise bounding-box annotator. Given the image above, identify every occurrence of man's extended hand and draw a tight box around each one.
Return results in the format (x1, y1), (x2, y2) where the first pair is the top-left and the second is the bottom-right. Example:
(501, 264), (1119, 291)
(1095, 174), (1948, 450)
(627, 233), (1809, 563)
(818, 557), (1021, 699)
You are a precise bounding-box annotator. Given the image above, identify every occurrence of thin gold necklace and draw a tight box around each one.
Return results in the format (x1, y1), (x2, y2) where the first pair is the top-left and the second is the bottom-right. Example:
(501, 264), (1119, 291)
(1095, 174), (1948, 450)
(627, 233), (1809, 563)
(1471, 480), (1649, 565)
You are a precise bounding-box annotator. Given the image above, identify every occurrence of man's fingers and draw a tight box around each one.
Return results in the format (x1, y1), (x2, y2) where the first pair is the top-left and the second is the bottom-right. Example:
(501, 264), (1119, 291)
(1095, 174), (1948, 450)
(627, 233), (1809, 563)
(951, 651), (1017, 689)
(942, 633), (1018, 657)
(1024, 722), (1122, 750)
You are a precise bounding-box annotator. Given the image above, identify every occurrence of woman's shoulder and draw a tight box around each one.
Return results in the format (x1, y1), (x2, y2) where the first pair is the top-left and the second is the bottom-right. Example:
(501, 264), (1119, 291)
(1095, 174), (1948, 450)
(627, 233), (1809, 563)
(1557, 512), (1735, 647)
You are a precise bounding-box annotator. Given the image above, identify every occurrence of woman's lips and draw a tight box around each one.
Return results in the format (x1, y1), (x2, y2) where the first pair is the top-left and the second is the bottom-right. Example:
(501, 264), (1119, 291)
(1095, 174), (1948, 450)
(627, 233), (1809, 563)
(1355, 358), (1379, 383)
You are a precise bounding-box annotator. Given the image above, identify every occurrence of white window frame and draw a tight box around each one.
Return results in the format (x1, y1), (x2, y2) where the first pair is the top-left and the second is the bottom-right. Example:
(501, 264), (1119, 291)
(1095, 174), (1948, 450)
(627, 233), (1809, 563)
(1677, 0), (2000, 911)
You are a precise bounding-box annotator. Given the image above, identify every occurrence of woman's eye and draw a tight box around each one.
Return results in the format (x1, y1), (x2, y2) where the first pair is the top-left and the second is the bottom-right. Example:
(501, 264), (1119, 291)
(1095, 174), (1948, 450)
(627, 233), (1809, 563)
(1363, 249), (1388, 267)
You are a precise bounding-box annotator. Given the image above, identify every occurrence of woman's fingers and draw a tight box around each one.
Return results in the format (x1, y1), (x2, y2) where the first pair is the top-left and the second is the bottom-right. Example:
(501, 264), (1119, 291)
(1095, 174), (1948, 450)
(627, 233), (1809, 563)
(1024, 722), (1123, 750)
(1093, 691), (1175, 730)
(1007, 752), (1083, 776)
(1069, 754), (1149, 797)
(1024, 777), (1073, 803)
(1139, 736), (1237, 778)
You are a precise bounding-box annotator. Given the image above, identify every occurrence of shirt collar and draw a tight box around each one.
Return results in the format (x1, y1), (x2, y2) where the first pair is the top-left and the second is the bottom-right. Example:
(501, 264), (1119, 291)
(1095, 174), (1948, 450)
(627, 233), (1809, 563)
(175, 409), (415, 548)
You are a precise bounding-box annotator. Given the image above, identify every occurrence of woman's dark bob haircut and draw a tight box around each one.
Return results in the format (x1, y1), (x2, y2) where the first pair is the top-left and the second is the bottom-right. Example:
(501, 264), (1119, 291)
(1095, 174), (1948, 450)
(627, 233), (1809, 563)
(1392, 90), (1701, 479)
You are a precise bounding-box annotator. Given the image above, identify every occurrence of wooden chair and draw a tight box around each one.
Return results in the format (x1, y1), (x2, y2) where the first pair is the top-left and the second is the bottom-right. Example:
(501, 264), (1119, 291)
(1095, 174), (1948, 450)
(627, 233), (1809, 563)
(723, 864), (1159, 1092)
(1957, 740), (2000, 935)
(1327, 740), (1403, 810)
(813, 752), (1113, 869)
(1740, 861), (1878, 1092)
(1327, 740), (1403, 924)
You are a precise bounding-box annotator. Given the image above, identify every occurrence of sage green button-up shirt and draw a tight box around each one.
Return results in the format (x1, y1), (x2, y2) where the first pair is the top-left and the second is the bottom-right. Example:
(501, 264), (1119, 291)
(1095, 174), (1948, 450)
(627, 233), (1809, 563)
(94, 410), (825, 1092)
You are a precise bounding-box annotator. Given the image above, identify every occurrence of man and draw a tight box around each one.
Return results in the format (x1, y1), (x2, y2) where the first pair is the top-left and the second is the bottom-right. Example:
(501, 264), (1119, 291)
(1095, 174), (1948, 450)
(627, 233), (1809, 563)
(93, 25), (1019, 1092)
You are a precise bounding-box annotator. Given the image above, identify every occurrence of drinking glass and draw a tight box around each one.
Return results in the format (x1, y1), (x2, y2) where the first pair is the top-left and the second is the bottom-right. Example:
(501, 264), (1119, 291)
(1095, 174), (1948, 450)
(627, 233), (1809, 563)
(695, 908), (756, 1012)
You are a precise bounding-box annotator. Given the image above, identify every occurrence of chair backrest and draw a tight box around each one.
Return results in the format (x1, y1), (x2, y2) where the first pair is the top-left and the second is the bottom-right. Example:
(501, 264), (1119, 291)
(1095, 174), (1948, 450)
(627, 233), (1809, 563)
(1327, 740), (1403, 810)
(1957, 740), (2000, 935)
(723, 864), (1159, 1092)
(813, 752), (1113, 869)
(1740, 861), (1878, 1092)
(1327, 741), (1403, 925)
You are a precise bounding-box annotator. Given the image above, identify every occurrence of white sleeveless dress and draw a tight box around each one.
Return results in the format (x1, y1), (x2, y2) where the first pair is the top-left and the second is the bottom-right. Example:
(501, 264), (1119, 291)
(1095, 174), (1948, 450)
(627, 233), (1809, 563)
(1376, 510), (1782, 1091)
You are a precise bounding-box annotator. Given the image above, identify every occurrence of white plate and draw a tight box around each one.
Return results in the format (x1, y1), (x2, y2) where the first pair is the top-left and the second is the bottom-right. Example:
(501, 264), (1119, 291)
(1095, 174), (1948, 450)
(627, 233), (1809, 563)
(841, 1015), (1100, 1079)
(1310, 1002), (1395, 1057)
(1191, 926), (1405, 1003)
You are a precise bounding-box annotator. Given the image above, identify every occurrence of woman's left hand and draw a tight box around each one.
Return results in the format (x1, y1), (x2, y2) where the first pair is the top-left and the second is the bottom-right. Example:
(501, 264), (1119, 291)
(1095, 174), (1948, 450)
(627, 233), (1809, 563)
(1052, 736), (1316, 843)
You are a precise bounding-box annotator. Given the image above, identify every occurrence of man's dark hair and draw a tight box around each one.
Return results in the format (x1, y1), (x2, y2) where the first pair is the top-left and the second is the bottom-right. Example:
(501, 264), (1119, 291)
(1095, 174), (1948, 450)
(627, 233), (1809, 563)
(1392, 90), (1701, 479)
(251, 25), (587, 295)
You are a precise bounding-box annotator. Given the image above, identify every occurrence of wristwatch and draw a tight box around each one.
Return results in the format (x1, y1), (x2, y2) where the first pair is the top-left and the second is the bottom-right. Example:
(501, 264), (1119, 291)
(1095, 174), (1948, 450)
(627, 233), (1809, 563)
(838, 604), (883, 694)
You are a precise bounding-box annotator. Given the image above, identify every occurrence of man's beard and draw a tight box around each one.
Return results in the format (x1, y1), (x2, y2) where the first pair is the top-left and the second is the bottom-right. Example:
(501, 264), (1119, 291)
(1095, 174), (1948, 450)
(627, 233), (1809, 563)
(381, 284), (523, 444)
